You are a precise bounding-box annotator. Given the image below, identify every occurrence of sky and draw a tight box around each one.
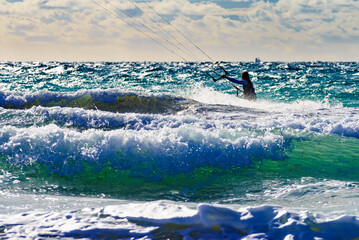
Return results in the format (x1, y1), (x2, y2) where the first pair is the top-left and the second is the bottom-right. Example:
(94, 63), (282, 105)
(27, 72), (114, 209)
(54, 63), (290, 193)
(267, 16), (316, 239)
(1, 0), (358, 62)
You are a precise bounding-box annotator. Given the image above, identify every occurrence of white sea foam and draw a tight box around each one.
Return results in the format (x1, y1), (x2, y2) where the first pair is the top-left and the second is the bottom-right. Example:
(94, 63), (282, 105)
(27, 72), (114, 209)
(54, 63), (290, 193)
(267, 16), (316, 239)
(0, 122), (285, 177)
(43, 65), (65, 74)
(1, 200), (359, 239)
(3, 99), (356, 139)
(1, 61), (358, 239)
(186, 84), (336, 113)
(0, 91), (358, 178)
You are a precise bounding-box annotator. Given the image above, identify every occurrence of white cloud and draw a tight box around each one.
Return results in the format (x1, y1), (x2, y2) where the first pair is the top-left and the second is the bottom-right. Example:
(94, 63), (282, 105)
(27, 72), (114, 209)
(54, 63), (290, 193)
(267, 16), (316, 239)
(152, 0), (224, 15)
(0, 0), (358, 61)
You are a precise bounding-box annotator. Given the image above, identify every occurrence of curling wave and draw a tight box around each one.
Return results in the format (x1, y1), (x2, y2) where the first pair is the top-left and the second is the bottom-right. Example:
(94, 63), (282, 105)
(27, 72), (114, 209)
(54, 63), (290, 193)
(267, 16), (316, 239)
(0, 89), (192, 114)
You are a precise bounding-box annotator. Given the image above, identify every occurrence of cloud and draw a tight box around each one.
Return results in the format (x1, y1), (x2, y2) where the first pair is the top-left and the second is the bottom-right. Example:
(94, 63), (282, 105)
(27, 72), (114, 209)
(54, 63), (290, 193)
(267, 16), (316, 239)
(5, 0), (23, 3)
(0, 0), (358, 61)
(153, 0), (224, 15)
(26, 35), (58, 42)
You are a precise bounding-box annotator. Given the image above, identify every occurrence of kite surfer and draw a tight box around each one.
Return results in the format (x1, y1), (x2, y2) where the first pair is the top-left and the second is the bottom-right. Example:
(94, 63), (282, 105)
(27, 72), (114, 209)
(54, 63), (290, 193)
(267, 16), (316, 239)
(212, 70), (257, 101)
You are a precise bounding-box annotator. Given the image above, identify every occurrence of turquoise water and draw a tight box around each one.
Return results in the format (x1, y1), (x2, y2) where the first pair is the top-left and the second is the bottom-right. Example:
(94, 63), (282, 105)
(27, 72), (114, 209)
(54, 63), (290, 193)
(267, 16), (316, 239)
(0, 61), (359, 239)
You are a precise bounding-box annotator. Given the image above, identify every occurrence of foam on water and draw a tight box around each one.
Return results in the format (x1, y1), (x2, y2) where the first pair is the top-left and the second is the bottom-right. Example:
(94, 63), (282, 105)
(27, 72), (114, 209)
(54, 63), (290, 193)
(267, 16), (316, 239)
(1, 89), (358, 138)
(185, 83), (334, 113)
(0, 123), (285, 178)
(0, 87), (358, 184)
(2, 200), (359, 239)
(0, 61), (358, 239)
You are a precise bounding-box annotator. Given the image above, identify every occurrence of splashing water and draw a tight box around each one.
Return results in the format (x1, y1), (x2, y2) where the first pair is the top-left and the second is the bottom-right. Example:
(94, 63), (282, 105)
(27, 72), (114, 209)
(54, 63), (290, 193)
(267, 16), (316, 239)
(0, 61), (358, 239)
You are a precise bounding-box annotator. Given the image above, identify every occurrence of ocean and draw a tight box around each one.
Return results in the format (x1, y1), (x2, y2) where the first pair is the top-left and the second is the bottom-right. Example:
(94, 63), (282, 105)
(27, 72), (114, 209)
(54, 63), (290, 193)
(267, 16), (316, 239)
(0, 61), (358, 239)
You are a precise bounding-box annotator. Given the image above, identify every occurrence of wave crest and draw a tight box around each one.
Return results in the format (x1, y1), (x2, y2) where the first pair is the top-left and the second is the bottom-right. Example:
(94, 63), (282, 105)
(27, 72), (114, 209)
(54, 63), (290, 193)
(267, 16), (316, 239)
(0, 89), (192, 114)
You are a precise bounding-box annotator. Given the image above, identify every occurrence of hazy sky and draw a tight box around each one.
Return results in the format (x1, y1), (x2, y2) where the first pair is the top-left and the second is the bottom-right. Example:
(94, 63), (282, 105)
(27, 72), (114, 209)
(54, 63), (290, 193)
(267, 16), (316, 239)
(1, 0), (358, 61)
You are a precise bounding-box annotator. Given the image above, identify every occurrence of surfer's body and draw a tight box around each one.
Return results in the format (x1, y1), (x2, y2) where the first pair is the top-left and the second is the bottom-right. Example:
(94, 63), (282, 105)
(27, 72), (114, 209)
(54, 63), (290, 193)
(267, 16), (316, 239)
(214, 71), (256, 101)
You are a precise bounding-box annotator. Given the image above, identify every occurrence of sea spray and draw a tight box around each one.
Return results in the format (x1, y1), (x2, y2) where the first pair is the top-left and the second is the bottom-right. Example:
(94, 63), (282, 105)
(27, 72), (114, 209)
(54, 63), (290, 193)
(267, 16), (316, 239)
(0, 61), (358, 239)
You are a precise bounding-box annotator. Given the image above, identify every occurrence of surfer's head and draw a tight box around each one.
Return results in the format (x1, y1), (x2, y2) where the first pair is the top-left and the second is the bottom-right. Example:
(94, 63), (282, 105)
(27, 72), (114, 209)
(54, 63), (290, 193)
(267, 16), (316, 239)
(242, 71), (250, 81)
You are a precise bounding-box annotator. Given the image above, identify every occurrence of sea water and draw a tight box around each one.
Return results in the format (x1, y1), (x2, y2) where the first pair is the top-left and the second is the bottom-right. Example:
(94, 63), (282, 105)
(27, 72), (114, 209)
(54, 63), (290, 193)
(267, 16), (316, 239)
(0, 61), (358, 239)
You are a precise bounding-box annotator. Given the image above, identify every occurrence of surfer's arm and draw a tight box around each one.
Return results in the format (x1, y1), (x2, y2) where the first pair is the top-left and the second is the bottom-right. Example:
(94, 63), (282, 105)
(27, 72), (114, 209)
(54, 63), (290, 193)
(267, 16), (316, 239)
(225, 76), (248, 85)
(213, 75), (227, 82)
